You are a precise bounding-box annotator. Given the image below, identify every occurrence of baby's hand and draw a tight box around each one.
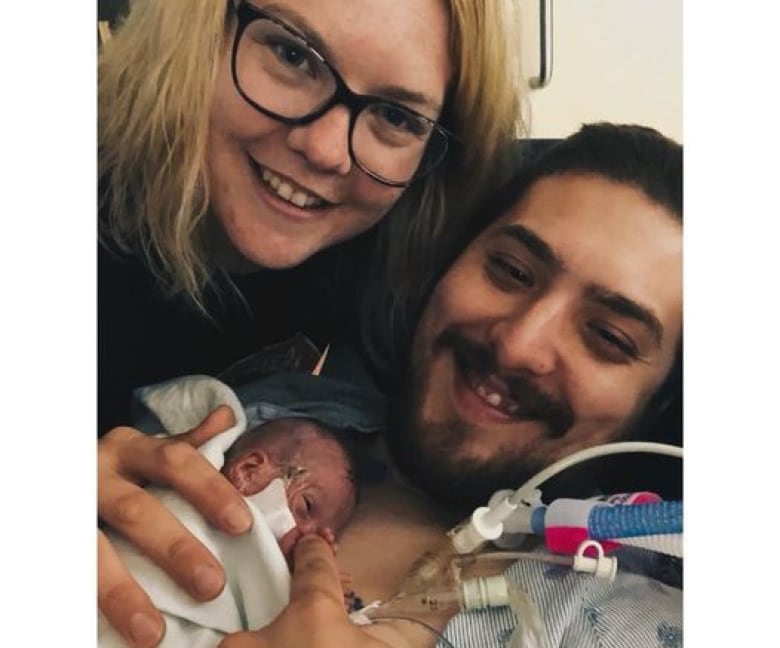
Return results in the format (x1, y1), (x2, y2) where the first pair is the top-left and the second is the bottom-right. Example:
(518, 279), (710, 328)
(317, 527), (338, 553)
(280, 527), (337, 568)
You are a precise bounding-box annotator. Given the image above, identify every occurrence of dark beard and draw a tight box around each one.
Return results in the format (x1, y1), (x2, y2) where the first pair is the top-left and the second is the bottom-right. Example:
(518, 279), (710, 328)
(388, 366), (549, 514)
(386, 326), (575, 512)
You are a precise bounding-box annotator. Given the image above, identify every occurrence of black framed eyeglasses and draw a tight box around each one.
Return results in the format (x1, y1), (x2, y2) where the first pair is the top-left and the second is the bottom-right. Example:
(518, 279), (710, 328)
(230, 1), (452, 187)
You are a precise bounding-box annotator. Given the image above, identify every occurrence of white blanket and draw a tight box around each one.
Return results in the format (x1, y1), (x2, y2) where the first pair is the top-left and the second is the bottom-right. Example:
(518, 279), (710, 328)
(99, 375), (292, 647)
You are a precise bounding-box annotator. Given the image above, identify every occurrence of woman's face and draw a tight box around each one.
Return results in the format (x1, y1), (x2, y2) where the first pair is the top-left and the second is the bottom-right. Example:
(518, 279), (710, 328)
(207, 0), (452, 269)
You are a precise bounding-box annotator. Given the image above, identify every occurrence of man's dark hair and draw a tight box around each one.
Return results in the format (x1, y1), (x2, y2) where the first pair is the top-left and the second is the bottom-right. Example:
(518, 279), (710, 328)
(375, 123), (683, 399)
(469, 124), (684, 496)
(410, 124), (684, 483)
(453, 122), (682, 254)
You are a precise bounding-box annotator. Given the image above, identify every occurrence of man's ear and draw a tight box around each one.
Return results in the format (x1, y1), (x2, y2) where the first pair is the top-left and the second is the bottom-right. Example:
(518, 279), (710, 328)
(224, 450), (276, 496)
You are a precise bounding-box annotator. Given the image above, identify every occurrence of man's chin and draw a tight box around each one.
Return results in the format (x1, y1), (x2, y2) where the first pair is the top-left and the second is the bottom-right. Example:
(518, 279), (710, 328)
(390, 354), (542, 511)
(386, 416), (540, 513)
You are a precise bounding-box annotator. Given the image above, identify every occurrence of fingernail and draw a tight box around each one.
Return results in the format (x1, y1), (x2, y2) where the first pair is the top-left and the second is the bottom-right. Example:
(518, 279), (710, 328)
(128, 612), (163, 648)
(192, 564), (224, 599)
(221, 503), (251, 533)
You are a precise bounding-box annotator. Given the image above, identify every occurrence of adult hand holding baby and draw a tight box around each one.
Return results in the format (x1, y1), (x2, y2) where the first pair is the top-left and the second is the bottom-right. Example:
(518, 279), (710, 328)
(98, 405), (252, 648)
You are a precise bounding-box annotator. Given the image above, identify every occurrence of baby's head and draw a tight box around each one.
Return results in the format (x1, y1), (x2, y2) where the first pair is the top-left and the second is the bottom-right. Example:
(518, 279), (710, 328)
(221, 418), (357, 560)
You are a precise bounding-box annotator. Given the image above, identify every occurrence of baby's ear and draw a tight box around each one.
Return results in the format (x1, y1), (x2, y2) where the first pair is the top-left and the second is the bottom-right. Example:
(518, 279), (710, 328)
(224, 450), (275, 495)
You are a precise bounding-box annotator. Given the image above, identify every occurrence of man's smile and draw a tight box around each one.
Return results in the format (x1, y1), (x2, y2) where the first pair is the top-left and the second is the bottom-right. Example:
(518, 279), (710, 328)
(440, 330), (574, 437)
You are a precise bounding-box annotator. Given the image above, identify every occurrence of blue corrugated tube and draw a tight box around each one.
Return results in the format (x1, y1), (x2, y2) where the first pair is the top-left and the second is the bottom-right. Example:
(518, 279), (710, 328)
(588, 501), (682, 539)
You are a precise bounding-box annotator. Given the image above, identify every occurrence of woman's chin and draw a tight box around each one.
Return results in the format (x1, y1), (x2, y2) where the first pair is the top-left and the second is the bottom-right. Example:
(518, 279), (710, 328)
(217, 225), (323, 272)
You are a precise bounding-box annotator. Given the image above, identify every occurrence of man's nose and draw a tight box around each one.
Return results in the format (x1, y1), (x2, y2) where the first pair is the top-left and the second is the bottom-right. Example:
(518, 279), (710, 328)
(286, 105), (353, 175)
(489, 297), (565, 376)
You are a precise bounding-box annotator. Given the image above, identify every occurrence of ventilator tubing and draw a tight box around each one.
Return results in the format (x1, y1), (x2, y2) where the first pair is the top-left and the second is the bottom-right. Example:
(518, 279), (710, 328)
(537, 499), (682, 557)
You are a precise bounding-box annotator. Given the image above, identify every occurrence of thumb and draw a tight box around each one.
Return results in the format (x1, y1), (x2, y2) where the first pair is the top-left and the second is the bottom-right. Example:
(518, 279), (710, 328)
(179, 405), (237, 448)
(289, 534), (345, 606)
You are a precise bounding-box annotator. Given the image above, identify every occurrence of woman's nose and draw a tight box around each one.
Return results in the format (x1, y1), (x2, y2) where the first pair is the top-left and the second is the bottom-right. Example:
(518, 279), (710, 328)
(286, 105), (353, 175)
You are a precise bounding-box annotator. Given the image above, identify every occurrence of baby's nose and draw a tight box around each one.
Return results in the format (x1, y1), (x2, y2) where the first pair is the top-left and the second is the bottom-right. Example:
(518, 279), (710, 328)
(295, 519), (319, 536)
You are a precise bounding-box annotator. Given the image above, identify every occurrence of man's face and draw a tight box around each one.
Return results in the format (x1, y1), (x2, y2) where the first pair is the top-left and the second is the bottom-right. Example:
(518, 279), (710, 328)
(391, 173), (682, 510)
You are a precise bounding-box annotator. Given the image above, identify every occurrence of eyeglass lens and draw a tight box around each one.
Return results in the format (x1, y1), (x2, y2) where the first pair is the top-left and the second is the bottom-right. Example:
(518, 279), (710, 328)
(234, 16), (444, 185)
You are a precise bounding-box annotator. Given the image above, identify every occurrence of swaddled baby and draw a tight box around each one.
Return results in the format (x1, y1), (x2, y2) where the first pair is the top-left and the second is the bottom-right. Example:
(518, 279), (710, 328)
(99, 368), (384, 648)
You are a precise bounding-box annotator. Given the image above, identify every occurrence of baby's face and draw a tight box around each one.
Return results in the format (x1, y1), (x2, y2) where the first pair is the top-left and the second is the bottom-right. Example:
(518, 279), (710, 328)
(225, 418), (356, 561)
(282, 429), (356, 536)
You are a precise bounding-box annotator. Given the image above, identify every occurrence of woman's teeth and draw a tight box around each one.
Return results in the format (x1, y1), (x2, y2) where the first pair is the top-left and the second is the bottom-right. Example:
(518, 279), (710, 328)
(260, 168), (325, 208)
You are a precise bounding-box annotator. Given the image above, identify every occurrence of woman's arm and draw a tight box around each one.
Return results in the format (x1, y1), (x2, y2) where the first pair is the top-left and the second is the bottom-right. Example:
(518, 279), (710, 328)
(97, 406), (252, 648)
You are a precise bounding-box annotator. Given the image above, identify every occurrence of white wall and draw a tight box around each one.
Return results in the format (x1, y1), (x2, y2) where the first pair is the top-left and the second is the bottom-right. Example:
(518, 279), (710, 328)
(519, 0), (682, 142)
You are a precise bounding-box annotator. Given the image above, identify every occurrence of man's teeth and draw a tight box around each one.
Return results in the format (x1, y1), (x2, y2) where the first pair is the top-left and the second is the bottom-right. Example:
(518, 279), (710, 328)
(261, 168), (325, 208)
(470, 375), (519, 414)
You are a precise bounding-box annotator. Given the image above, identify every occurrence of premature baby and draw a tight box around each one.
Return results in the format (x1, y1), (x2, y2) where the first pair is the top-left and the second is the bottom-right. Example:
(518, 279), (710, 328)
(220, 416), (357, 563)
(99, 368), (384, 648)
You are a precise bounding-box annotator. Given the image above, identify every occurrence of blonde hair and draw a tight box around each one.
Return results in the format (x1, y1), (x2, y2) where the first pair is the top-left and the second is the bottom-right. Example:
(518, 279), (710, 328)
(362, 0), (526, 372)
(99, 0), (525, 328)
(99, 0), (228, 302)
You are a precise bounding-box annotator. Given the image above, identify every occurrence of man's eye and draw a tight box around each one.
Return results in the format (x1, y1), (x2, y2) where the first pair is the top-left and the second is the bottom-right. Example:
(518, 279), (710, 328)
(586, 322), (640, 362)
(486, 253), (534, 288)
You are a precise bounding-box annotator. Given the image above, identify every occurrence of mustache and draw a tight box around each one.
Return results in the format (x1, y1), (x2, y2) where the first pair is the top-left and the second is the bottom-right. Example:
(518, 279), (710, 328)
(436, 328), (574, 438)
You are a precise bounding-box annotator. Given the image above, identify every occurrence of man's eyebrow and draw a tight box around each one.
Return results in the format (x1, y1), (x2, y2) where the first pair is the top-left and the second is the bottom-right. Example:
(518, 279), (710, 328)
(261, 4), (442, 115)
(495, 224), (664, 348)
(496, 224), (561, 269)
(585, 285), (664, 348)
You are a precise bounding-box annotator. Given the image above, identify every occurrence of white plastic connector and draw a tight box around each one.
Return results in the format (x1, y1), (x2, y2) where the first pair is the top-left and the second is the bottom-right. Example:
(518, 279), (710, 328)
(488, 489), (536, 549)
(482, 490), (519, 528)
(348, 600), (382, 626)
(460, 575), (510, 610)
(508, 487), (544, 509)
(451, 507), (504, 553)
(572, 540), (617, 581)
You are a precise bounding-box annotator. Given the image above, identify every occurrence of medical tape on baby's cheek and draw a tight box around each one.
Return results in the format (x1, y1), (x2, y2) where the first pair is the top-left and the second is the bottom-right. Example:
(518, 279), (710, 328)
(246, 477), (297, 540)
(282, 464), (308, 483)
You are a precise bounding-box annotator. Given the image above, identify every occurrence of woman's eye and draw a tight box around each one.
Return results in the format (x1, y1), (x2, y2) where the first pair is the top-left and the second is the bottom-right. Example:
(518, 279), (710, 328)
(372, 104), (428, 136)
(263, 37), (318, 76)
(273, 43), (307, 66)
(587, 323), (640, 362)
(486, 253), (534, 288)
